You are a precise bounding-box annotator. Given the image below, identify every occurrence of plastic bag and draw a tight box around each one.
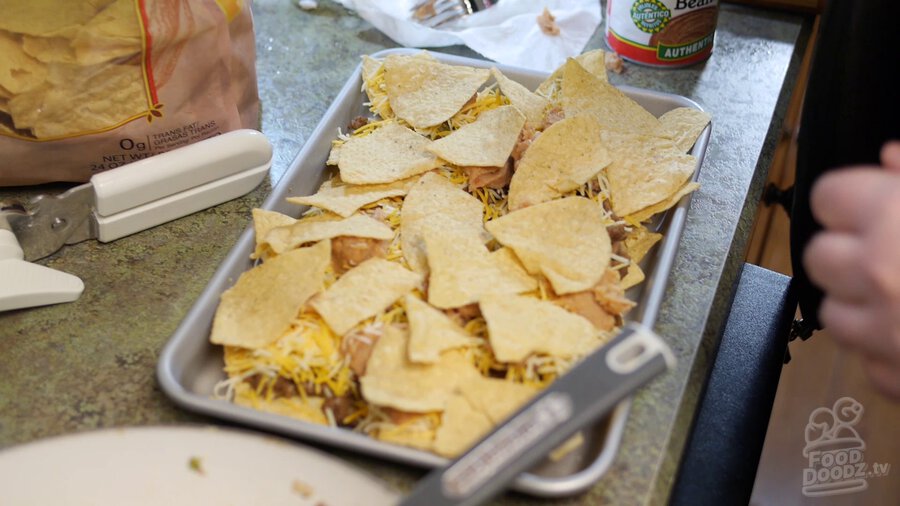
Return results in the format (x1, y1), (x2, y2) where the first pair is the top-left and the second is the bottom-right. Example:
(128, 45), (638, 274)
(0, 0), (260, 185)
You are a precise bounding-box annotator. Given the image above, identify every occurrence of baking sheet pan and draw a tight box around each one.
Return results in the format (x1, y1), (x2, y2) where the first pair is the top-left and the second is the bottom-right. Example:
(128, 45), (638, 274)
(158, 48), (711, 498)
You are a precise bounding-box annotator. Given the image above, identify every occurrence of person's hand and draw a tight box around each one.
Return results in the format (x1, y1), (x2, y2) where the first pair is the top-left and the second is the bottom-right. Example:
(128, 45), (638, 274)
(803, 141), (900, 399)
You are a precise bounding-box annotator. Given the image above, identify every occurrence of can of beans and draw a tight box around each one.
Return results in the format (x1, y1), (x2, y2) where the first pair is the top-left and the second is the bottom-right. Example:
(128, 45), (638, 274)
(605, 0), (719, 67)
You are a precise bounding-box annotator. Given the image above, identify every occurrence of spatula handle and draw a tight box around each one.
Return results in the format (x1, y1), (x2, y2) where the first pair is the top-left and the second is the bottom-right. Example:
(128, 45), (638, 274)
(401, 323), (674, 506)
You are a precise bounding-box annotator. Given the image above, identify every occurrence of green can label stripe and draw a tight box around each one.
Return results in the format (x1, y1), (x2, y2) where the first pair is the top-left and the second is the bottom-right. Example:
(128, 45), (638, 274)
(657, 33), (714, 60)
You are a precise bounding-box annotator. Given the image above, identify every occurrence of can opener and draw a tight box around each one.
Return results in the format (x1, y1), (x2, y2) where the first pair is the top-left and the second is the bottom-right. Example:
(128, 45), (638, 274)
(0, 129), (273, 312)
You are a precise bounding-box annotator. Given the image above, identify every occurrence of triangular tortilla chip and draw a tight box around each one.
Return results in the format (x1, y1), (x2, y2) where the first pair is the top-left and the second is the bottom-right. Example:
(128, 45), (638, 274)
(485, 197), (612, 295)
(426, 105), (525, 167)
(508, 114), (611, 210)
(400, 172), (490, 274)
(561, 58), (661, 136)
(601, 130), (698, 217)
(233, 383), (328, 425)
(433, 393), (492, 457)
(626, 182), (700, 224)
(210, 240), (331, 349)
(310, 258), (422, 336)
(263, 213), (394, 255)
(287, 177), (416, 218)
(384, 54), (490, 129)
(458, 375), (539, 424)
(425, 233), (537, 309)
(360, 326), (479, 412)
(251, 209), (298, 259)
(491, 68), (549, 126)
(337, 122), (439, 184)
(658, 107), (711, 153)
(406, 295), (473, 363)
(480, 293), (598, 362)
(536, 49), (609, 98)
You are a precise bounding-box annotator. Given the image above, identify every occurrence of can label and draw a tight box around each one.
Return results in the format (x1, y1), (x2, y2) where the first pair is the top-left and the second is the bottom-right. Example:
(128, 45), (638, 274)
(606, 0), (719, 67)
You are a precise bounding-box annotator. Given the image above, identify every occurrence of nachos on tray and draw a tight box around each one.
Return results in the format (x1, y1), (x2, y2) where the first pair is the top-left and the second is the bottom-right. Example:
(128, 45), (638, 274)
(209, 50), (710, 457)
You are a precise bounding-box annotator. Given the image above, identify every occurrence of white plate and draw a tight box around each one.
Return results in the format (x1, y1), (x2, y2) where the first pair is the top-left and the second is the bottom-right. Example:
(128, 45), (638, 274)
(0, 425), (399, 506)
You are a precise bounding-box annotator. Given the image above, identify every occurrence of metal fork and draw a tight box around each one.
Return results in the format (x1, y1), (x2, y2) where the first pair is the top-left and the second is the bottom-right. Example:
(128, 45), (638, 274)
(410, 0), (494, 28)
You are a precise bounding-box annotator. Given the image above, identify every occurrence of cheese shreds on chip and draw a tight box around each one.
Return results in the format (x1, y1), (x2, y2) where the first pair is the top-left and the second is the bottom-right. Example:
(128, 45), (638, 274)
(458, 375), (539, 424)
(263, 213), (394, 255)
(360, 326), (479, 412)
(491, 68), (549, 126)
(383, 54), (490, 129)
(658, 107), (711, 153)
(310, 258), (422, 336)
(561, 59), (662, 136)
(406, 295), (473, 363)
(480, 294), (598, 363)
(251, 209), (298, 259)
(233, 383), (328, 425)
(400, 171), (490, 274)
(337, 122), (439, 184)
(210, 240), (331, 349)
(508, 115), (611, 210)
(287, 177), (416, 218)
(426, 233), (537, 309)
(601, 130), (698, 217)
(426, 106), (525, 167)
(433, 393), (492, 457)
(485, 197), (612, 295)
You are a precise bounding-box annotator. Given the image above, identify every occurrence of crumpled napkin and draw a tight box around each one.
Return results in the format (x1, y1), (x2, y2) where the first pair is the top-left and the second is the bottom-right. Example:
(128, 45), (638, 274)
(333, 0), (602, 73)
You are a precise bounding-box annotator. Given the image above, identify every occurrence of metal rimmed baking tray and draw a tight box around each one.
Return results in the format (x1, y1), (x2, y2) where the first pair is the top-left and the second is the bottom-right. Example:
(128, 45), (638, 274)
(157, 48), (710, 498)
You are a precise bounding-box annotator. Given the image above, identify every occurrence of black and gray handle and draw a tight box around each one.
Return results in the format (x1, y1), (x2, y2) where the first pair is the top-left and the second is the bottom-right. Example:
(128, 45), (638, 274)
(400, 323), (675, 506)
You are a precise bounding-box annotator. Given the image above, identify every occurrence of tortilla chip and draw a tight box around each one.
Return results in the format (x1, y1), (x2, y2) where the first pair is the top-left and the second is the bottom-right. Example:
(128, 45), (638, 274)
(0, 1), (102, 37)
(433, 393), (492, 457)
(310, 258), (422, 336)
(457, 375), (538, 424)
(263, 213), (393, 255)
(658, 107), (711, 153)
(233, 383), (328, 425)
(623, 226), (662, 264)
(337, 122), (439, 184)
(561, 58), (661, 136)
(210, 240), (331, 349)
(400, 171), (490, 274)
(480, 293), (599, 362)
(406, 295), (473, 363)
(620, 263), (645, 290)
(374, 420), (436, 451)
(626, 182), (700, 224)
(250, 209), (298, 259)
(0, 32), (48, 95)
(536, 49), (609, 98)
(360, 325), (479, 412)
(485, 197), (612, 295)
(383, 54), (490, 129)
(361, 54), (382, 84)
(71, 0), (143, 65)
(601, 130), (698, 217)
(426, 105), (525, 167)
(8, 63), (146, 138)
(287, 177), (415, 218)
(425, 233), (537, 309)
(21, 35), (77, 64)
(507, 114), (611, 210)
(491, 68), (549, 126)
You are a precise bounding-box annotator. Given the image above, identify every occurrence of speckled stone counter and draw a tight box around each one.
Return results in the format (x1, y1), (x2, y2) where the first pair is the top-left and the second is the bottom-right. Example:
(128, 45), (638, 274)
(0, 2), (809, 504)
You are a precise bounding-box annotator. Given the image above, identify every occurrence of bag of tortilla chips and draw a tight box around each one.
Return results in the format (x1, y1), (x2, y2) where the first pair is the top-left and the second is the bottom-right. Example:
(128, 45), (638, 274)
(0, 0), (260, 185)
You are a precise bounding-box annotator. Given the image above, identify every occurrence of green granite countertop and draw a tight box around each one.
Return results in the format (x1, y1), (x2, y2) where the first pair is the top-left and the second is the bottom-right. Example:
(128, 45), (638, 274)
(0, 1), (809, 504)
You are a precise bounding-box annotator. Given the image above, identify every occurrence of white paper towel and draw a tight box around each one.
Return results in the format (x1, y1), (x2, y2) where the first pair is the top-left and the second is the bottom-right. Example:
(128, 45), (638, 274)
(333, 0), (602, 73)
